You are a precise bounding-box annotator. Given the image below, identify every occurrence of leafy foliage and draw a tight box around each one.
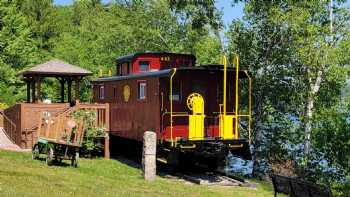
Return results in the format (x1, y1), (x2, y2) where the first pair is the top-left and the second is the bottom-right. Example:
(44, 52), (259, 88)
(0, 1), (41, 105)
(0, 0), (222, 103)
(72, 110), (105, 156)
(228, 0), (350, 195)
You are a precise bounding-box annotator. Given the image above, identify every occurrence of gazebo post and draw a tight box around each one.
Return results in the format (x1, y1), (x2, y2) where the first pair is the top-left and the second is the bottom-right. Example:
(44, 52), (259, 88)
(37, 77), (41, 102)
(67, 78), (72, 103)
(31, 80), (36, 103)
(60, 77), (65, 103)
(26, 79), (31, 103)
(75, 77), (80, 101)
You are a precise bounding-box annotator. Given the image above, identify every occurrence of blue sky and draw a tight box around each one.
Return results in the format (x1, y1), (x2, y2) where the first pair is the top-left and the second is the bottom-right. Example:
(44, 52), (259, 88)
(54, 0), (244, 27)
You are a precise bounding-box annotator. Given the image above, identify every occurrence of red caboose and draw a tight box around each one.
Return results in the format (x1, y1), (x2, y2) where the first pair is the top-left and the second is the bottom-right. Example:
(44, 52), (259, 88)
(92, 52), (252, 168)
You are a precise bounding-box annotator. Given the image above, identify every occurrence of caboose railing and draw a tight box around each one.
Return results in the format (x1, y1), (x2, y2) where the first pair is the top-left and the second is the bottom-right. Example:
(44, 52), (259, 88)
(162, 112), (250, 141)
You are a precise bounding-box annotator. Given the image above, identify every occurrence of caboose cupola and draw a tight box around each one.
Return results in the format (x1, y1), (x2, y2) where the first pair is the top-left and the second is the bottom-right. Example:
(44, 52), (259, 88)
(115, 52), (196, 76)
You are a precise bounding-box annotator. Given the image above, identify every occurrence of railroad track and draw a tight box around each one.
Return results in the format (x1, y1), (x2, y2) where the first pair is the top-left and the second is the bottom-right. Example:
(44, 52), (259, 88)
(111, 154), (256, 188)
(157, 162), (256, 187)
(177, 172), (245, 186)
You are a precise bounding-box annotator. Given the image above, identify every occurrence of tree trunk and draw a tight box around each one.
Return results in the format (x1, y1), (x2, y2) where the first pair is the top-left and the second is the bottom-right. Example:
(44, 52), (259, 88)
(304, 0), (331, 156)
(304, 69), (323, 156)
(304, 94), (314, 156)
(252, 91), (267, 178)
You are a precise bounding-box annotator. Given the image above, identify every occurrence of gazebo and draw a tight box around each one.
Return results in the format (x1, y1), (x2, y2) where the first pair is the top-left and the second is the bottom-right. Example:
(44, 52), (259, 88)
(2, 59), (110, 158)
(21, 59), (92, 103)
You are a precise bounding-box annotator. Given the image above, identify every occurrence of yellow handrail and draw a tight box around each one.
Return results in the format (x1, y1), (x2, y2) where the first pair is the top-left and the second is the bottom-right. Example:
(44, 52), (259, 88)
(221, 56), (228, 139)
(223, 56), (227, 117)
(234, 55), (239, 139)
(170, 68), (177, 146)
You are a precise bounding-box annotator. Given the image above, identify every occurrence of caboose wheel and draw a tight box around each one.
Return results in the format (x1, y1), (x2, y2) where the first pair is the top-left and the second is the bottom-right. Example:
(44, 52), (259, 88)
(32, 144), (39, 160)
(46, 147), (54, 166)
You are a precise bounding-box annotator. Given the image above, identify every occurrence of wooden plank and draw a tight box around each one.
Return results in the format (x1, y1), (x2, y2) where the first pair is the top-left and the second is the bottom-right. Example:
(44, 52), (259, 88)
(36, 112), (43, 140)
(77, 120), (84, 145)
(54, 116), (60, 140)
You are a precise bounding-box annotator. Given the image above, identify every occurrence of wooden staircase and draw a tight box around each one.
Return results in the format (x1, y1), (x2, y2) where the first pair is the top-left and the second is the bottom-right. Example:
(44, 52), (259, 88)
(0, 110), (18, 150)
(0, 127), (22, 151)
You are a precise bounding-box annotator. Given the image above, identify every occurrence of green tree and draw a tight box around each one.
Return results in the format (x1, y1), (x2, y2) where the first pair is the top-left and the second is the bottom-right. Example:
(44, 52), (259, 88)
(228, 0), (350, 181)
(0, 1), (39, 105)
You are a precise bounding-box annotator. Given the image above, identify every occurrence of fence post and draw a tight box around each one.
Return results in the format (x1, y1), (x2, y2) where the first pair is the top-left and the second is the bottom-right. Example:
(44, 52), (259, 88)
(104, 132), (110, 159)
(104, 104), (110, 159)
(142, 131), (156, 181)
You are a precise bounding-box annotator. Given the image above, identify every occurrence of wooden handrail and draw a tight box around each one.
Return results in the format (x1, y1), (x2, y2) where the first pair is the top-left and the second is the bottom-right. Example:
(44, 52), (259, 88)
(0, 111), (16, 129)
(0, 111), (17, 144)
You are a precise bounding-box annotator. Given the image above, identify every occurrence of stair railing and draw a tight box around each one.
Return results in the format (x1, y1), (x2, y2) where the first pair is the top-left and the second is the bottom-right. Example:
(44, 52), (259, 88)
(0, 111), (17, 144)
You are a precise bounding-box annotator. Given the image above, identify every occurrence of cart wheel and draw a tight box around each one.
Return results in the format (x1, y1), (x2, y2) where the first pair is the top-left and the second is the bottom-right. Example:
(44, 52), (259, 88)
(71, 152), (79, 168)
(46, 147), (54, 166)
(32, 144), (39, 160)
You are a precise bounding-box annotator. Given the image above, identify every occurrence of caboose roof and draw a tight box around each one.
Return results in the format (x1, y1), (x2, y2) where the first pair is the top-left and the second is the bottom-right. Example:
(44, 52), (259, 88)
(115, 52), (196, 63)
(93, 66), (250, 82)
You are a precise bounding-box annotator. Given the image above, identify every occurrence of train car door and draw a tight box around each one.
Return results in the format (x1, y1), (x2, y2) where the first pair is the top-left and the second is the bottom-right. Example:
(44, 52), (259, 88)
(191, 80), (208, 112)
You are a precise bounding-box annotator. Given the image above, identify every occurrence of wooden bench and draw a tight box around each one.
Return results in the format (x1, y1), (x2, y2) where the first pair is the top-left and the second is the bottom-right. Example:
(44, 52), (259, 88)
(270, 174), (332, 197)
(271, 174), (291, 196)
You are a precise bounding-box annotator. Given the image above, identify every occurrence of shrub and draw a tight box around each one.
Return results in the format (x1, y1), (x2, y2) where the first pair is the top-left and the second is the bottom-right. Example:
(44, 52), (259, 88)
(72, 110), (105, 157)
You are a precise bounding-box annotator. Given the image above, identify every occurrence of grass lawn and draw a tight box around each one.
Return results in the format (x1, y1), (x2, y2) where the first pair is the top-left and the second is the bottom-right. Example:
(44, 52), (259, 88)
(0, 150), (278, 197)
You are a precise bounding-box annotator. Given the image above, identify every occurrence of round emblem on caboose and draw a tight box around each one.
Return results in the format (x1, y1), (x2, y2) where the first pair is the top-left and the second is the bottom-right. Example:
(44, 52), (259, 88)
(123, 85), (130, 102)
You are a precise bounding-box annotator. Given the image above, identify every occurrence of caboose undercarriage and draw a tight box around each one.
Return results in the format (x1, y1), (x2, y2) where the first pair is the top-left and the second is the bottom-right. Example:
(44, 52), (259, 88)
(165, 138), (251, 159)
(158, 138), (251, 169)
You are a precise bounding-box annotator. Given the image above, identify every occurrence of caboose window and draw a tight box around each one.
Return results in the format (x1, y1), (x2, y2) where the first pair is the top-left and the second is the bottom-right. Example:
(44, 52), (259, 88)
(169, 82), (181, 101)
(99, 86), (105, 100)
(139, 61), (149, 72)
(138, 82), (146, 100)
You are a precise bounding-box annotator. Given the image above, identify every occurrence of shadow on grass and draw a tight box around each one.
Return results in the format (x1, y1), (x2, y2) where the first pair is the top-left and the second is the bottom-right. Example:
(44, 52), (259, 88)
(109, 154), (176, 178)
(111, 155), (141, 169)
(34, 156), (72, 167)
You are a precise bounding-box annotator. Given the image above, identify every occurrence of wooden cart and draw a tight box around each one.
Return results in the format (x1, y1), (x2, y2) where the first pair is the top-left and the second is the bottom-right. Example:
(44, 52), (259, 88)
(32, 110), (85, 167)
